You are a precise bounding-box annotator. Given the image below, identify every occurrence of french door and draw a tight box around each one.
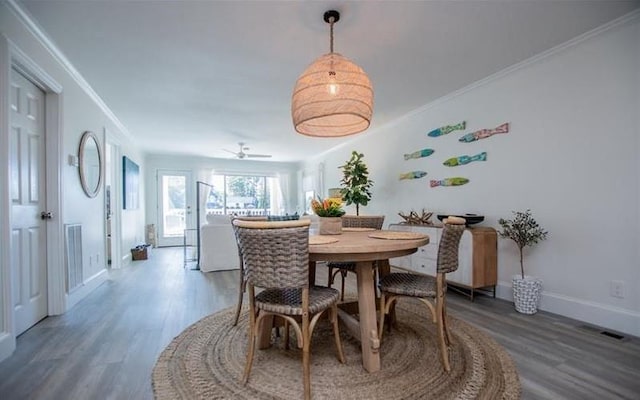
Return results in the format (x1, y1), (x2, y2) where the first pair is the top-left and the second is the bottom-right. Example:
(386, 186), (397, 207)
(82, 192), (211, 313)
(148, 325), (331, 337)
(157, 170), (193, 247)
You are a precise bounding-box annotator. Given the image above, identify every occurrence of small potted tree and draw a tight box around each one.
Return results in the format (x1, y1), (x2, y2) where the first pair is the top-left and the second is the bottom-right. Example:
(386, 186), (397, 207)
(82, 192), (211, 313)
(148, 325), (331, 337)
(339, 151), (373, 216)
(498, 209), (548, 314)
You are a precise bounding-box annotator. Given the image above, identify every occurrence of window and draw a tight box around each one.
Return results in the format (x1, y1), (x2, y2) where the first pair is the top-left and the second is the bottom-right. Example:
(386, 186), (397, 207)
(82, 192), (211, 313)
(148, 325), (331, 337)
(205, 174), (277, 216)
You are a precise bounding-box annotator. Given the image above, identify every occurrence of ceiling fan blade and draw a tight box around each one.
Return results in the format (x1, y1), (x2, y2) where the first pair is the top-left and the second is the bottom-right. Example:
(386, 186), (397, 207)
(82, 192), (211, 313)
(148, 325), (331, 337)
(246, 154), (272, 158)
(222, 148), (239, 156)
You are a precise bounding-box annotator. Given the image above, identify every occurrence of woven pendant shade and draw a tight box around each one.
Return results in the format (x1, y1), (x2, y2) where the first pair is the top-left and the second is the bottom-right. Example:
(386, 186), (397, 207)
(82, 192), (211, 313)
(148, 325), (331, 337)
(292, 10), (373, 137)
(292, 53), (373, 137)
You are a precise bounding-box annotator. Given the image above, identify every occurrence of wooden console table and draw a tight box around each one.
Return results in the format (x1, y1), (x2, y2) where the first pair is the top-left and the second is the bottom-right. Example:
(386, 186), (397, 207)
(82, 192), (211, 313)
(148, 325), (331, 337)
(388, 223), (497, 300)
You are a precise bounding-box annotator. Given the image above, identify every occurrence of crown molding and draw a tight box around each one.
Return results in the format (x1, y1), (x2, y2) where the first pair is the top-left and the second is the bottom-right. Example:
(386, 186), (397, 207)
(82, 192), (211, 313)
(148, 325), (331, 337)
(387, 8), (640, 126)
(308, 8), (640, 164)
(6, 0), (134, 142)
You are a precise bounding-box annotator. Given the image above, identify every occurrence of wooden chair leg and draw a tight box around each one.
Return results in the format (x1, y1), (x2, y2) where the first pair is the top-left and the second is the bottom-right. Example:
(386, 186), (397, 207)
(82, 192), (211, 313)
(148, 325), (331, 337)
(442, 300), (452, 346)
(243, 287), (258, 383)
(302, 292), (311, 400)
(370, 268), (377, 297)
(232, 273), (245, 326)
(436, 295), (450, 372)
(330, 305), (345, 363)
(378, 293), (386, 341)
(437, 316), (450, 372)
(389, 301), (397, 329)
(284, 320), (290, 350)
(340, 270), (347, 301)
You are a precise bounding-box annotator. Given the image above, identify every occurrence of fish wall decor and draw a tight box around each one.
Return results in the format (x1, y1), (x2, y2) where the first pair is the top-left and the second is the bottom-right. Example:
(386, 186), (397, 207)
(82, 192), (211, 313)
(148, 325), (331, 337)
(399, 171), (427, 180)
(404, 148), (434, 160)
(427, 121), (466, 138)
(443, 151), (487, 167)
(459, 122), (509, 143)
(430, 177), (469, 187)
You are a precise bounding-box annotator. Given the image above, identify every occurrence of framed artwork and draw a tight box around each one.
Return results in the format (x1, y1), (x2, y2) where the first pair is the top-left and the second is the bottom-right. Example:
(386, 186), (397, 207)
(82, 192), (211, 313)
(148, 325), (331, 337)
(327, 187), (342, 199)
(123, 156), (139, 209)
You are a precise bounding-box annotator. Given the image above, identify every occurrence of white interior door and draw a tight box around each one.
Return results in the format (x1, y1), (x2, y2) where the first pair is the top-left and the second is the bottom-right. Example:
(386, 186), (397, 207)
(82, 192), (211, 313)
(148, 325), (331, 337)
(157, 170), (193, 247)
(104, 133), (122, 268)
(9, 68), (48, 335)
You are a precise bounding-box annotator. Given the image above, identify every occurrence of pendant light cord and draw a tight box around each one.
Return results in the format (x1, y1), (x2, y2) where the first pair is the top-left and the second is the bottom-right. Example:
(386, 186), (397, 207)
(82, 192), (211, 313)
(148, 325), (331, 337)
(329, 16), (335, 53)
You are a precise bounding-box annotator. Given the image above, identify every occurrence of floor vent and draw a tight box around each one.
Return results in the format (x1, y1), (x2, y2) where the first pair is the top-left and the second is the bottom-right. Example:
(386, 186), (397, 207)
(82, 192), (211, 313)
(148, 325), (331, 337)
(600, 331), (625, 340)
(580, 324), (628, 341)
(64, 223), (83, 292)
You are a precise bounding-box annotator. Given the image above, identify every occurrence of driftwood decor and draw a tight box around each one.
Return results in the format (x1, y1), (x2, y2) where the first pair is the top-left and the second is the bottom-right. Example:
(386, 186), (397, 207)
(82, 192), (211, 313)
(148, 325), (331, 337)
(398, 209), (434, 225)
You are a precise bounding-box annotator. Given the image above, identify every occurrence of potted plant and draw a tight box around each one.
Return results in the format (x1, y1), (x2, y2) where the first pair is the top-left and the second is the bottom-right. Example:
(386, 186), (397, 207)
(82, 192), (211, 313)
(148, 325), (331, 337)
(311, 196), (345, 235)
(339, 151), (373, 216)
(498, 209), (548, 314)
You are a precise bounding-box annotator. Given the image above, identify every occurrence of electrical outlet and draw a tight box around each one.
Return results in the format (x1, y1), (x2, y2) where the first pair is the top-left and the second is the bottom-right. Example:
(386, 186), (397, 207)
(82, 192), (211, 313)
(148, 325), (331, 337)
(610, 280), (625, 298)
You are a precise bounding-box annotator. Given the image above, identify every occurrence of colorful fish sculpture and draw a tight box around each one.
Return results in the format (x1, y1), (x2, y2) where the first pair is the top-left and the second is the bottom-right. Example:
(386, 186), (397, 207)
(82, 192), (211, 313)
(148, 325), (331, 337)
(404, 148), (434, 160)
(399, 171), (427, 180)
(427, 121), (466, 138)
(459, 122), (509, 143)
(443, 151), (487, 167)
(430, 177), (469, 188)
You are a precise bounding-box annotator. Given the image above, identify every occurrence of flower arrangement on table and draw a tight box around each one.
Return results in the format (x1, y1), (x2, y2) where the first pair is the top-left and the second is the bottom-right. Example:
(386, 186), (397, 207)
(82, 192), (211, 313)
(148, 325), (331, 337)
(311, 196), (346, 217)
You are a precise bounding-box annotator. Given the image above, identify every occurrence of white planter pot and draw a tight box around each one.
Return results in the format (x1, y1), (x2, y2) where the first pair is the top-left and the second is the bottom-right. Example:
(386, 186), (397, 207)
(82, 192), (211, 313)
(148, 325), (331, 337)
(512, 275), (542, 314)
(318, 217), (342, 235)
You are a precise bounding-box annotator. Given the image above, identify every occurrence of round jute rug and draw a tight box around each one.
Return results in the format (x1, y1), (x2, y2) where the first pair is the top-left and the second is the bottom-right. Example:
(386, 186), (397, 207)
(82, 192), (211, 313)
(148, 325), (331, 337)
(152, 302), (521, 399)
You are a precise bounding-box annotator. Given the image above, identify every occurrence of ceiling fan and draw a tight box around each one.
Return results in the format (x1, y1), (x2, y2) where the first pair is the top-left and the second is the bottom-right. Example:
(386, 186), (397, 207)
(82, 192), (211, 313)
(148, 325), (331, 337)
(223, 142), (272, 159)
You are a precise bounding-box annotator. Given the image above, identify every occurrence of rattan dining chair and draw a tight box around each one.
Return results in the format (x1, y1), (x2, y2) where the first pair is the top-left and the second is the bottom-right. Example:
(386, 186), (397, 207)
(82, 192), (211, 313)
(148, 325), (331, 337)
(378, 216), (465, 372)
(327, 215), (385, 300)
(230, 215), (268, 326)
(234, 219), (345, 400)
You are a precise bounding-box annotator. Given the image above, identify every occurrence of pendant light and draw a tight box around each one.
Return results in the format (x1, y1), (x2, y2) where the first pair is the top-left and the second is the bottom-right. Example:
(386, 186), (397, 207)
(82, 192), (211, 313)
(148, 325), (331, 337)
(292, 10), (373, 137)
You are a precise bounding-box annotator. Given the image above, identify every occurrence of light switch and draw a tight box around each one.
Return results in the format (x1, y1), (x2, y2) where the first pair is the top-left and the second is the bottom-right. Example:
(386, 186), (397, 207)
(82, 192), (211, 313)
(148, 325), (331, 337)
(68, 154), (79, 166)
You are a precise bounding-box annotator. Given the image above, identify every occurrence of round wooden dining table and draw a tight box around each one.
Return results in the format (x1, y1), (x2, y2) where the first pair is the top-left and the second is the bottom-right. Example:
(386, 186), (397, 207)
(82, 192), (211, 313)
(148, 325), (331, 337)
(307, 229), (429, 373)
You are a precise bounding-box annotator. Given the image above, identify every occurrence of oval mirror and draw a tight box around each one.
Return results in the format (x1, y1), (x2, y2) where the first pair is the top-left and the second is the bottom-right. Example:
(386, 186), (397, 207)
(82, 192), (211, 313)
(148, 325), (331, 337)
(78, 130), (103, 198)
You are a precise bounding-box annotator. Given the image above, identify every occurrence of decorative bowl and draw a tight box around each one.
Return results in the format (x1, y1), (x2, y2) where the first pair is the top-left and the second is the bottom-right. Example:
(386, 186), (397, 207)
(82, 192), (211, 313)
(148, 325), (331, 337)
(437, 214), (485, 225)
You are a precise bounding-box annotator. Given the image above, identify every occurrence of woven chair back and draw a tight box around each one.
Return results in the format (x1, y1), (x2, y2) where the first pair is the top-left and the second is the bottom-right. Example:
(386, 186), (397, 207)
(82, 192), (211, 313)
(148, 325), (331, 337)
(234, 220), (311, 289)
(230, 215), (268, 244)
(341, 215), (385, 229)
(436, 222), (465, 274)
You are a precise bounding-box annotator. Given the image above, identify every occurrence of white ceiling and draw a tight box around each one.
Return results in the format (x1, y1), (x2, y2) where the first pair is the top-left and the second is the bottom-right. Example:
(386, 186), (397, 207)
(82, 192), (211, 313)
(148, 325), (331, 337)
(17, 0), (640, 162)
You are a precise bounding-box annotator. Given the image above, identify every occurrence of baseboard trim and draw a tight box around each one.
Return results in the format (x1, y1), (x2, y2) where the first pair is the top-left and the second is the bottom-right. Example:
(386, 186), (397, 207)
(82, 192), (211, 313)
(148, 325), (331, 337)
(496, 281), (640, 337)
(66, 269), (108, 311)
(0, 331), (15, 363)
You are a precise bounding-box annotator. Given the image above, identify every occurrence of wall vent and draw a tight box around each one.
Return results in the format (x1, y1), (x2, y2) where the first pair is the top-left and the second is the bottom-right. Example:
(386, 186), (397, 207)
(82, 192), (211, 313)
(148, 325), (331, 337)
(64, 223), (83, 292)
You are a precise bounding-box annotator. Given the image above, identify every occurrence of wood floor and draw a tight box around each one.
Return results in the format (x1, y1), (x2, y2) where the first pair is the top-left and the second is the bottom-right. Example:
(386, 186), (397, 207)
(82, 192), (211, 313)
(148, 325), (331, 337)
(0, 247), (638, 399)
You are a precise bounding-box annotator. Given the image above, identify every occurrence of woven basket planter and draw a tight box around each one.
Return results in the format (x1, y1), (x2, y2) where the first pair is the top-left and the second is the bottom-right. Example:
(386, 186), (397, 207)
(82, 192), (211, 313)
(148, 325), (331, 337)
(318, 217), (342, 235)
(512, 276), (542, 314)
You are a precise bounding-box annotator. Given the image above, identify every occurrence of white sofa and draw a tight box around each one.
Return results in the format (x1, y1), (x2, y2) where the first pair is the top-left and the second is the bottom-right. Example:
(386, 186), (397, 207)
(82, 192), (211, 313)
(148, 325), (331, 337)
(199, 215), (240, 272)
(199, 214), (317, 272)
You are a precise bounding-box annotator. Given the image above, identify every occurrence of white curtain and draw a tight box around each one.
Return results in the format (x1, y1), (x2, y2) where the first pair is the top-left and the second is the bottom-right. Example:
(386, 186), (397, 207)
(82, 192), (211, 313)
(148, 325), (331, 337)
(196, 169), (214, 226)
(273, 173), (291, 215)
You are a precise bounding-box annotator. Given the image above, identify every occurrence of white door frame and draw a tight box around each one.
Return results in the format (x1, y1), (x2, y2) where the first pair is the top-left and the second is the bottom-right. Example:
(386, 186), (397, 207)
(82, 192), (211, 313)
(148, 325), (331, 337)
(0, 36), (64, 361)
(157, 169), (193, 247)
(104, 128), (123, 269)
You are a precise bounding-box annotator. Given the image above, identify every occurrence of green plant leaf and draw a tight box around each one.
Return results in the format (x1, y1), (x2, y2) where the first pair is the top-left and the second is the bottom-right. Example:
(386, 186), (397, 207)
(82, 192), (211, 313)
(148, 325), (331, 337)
(339, 151), (374, 215)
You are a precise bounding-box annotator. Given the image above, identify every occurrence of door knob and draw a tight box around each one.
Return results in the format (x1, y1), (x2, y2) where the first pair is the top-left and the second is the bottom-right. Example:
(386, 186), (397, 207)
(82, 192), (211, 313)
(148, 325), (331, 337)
(40, 211), (53, 220)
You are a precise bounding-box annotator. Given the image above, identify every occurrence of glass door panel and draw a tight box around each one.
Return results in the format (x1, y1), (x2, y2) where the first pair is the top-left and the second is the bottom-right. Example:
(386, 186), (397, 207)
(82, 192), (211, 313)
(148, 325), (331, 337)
(157, 170), (192, 246)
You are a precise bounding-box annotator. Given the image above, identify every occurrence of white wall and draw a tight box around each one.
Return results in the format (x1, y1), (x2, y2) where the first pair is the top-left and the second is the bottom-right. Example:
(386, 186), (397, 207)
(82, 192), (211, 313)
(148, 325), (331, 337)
(0, 1), (145, 360)
(144, 154), (299, 233)
(303, 16), (640, 336)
